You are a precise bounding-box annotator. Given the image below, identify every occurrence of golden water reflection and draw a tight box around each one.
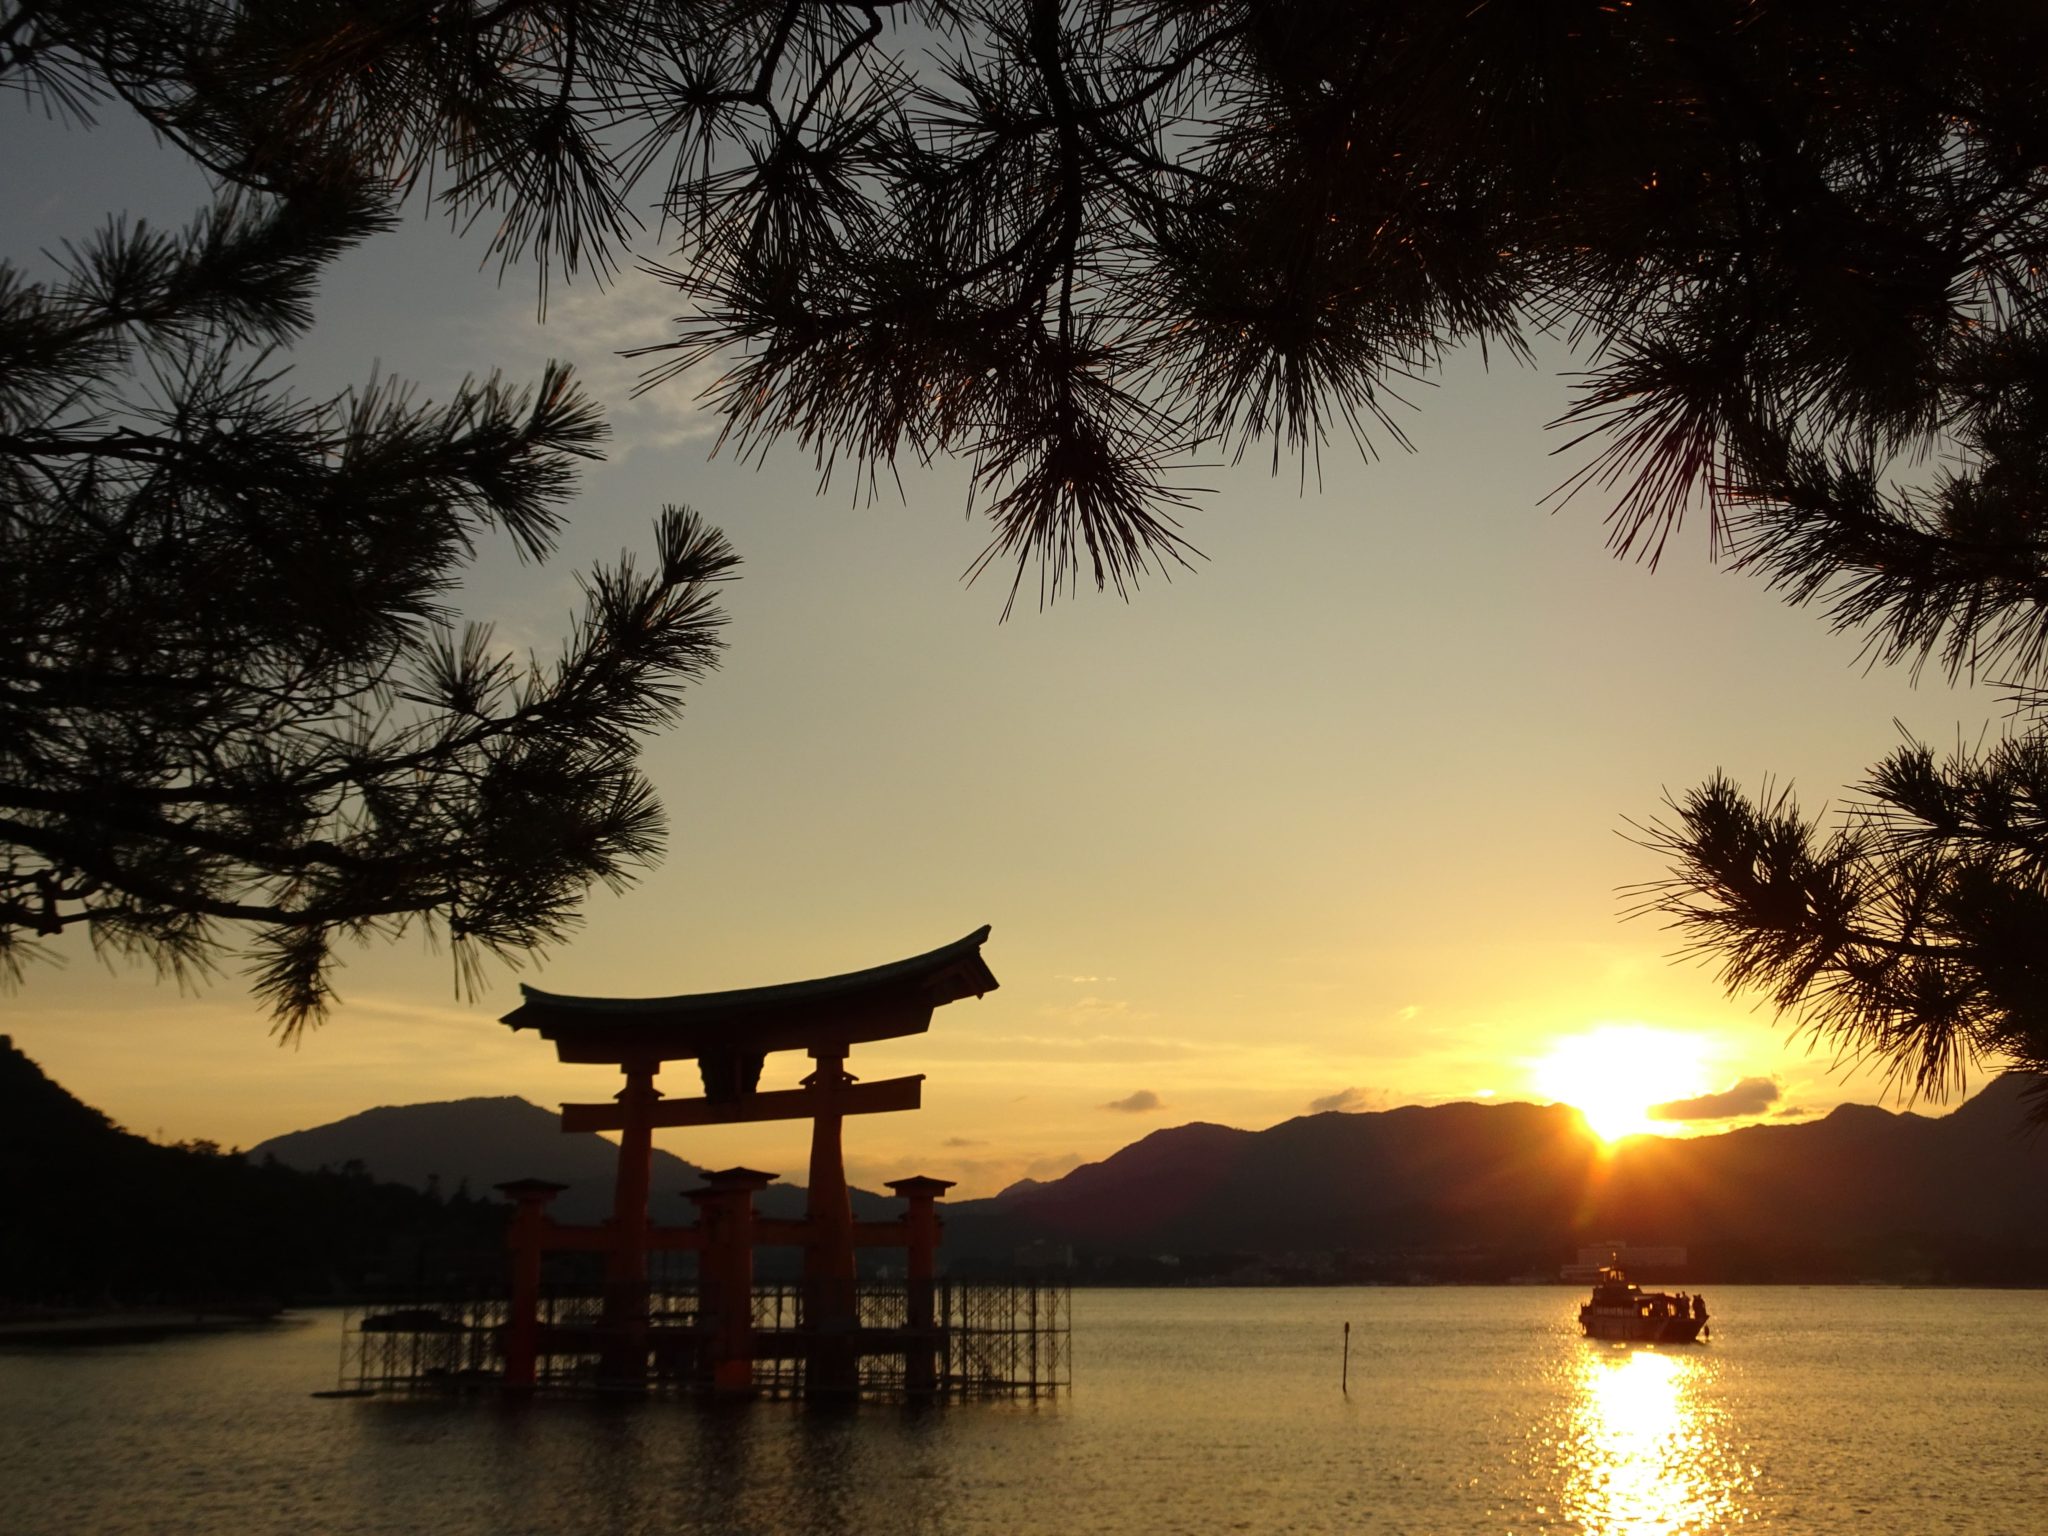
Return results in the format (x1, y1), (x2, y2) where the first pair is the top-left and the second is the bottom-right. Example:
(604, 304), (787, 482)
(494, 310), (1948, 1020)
(1557, 1346), (1756, 1535)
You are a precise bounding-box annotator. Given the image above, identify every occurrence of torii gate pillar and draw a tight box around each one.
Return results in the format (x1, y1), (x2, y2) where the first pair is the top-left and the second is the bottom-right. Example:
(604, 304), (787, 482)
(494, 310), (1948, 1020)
(804, 1045), (860, 1395)
(600, 1062), (661, 1385)
(690, 1167), (775, 1392)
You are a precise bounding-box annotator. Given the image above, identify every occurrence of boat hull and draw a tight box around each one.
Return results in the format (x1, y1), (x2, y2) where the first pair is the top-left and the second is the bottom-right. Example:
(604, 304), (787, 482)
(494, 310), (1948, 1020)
(1579, 1310), (1704, 1344)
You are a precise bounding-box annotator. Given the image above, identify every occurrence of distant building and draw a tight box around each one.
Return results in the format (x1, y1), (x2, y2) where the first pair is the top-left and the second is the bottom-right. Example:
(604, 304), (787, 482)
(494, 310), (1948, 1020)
(1011, 1239), (1074, 1272)
(1560, 1239), (1687, 1281)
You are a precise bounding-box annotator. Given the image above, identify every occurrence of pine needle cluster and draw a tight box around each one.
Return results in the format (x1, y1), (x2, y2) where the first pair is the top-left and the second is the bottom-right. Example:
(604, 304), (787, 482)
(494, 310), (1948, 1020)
(2, 12), (739, 1032)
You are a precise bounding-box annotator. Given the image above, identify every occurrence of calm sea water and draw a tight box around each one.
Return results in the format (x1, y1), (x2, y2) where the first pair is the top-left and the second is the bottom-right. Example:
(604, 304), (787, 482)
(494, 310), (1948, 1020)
(3, 1288), (2044, 1535)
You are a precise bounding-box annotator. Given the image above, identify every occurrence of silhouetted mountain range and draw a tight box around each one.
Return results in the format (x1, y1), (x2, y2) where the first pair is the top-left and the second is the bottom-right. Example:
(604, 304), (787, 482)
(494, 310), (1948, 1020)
(247, 1098), (896, 1224)
(11, 1030), (2046, 1298)
(945, 1075), (2048, 1283)
(0, 1036), (502, 1308)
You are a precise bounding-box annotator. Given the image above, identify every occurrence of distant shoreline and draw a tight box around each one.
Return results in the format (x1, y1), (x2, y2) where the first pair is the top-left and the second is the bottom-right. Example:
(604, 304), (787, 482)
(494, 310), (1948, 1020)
(1044, 1277), (2048, 1290)
(5, 1281), (2043, 1347)
(0, 1307), (291, 1346)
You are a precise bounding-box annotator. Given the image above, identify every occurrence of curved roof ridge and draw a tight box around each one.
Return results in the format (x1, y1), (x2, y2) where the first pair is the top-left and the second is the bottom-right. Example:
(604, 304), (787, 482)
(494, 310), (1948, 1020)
(500, 927), (997, 1064)
(511, 925), (993, 1017)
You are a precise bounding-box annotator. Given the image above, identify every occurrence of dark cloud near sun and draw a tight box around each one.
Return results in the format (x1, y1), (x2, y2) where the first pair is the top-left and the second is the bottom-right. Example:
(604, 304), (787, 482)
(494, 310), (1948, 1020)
(1649, 1076), (1781, 1121)
(941, 1136), (987, 1148)
(1103, 1089), (1163, 1113)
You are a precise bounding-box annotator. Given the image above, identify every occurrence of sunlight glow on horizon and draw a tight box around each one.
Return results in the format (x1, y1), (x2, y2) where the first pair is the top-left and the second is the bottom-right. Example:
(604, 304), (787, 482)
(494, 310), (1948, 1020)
(1530, 1025), (1717, 1143)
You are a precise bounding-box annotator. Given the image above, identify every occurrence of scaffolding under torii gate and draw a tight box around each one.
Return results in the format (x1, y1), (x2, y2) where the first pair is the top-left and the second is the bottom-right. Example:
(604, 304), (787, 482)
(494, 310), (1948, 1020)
(383, 924), (1064, 1400)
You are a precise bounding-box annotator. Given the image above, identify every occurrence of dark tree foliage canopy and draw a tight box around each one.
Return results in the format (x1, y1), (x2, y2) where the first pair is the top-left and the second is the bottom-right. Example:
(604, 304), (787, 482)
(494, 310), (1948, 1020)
(2, 9), (738, 1032)
(6, 1), (2048, 1095)
(14, 1), (2040, 598)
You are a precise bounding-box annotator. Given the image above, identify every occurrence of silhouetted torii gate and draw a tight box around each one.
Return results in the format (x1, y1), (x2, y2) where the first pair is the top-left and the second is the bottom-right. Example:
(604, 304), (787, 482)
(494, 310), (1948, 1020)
(498, 926), (997, 1393)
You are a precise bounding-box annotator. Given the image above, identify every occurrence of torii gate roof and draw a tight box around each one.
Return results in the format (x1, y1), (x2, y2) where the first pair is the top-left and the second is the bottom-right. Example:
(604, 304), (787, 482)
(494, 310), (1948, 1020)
(501, 925), (997, 1065)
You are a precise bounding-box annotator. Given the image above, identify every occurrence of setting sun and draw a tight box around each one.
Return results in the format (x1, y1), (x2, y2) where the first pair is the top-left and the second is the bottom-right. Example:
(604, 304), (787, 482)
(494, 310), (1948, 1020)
(1530, 1025), (1715, 1142)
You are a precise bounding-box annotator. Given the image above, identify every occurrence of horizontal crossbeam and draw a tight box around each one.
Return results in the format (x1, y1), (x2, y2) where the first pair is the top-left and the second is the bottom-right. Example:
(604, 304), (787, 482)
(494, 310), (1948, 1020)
(559, 1074), (923, 1133)
(530, 1217), (918, 1254)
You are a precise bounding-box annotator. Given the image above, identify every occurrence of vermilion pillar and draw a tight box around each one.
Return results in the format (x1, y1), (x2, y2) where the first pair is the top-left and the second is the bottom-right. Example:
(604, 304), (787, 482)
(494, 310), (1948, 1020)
(692, 1167), (775, 1393)
(887, 1176), (953, 1396)
(602, 1060), (661, 1384)
(496, 1178), (568, 1391)
(804, 1045), (859, 1395)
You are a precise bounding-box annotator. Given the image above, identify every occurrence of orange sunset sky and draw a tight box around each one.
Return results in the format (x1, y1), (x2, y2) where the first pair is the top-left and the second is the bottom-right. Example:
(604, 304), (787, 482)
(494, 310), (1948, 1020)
(3, 102), (2010, 1198)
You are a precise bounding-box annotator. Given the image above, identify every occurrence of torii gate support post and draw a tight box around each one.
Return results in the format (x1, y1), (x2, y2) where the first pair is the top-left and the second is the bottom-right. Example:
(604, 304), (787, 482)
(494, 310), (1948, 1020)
(805, 1045), (860, 1396)
(497, 1178), (567, 1392)
(601, 1061), (661, 1385)
(692, 1168), (775, 1393)
(887, 1176), (954, 1397)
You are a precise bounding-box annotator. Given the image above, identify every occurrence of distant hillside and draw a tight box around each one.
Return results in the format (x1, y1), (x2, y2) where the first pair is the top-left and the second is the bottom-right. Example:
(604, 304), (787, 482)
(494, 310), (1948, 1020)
(948, 1075), (2048, 1283)
(250, 1097), (897, 1224)
(1579, 1074), (2048, 1274)
(0, 1036), (502, 1307)
(18, 1031), (2046, 1296)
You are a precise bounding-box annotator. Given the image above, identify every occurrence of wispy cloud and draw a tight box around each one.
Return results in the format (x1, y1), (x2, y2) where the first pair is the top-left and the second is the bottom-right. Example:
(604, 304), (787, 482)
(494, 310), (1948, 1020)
(1103, 1089), (1163, 1113)
(914, 1150), (1083, 1197)
(911, 1030), (1205, 1064)
(1308, 1085), (1385, 1115)
(474, 280), (724, 459)
(941, 1136), (987, 1148)
(1037, 994), (1153, 1025)
(1026, 1152), (1082, 1179)
(1650, 1076), (1781, 1121)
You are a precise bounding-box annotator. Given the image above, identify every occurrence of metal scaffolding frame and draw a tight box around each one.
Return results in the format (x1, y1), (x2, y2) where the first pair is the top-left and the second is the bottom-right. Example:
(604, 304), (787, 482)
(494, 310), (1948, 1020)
(337, 1277), (1069, 1402)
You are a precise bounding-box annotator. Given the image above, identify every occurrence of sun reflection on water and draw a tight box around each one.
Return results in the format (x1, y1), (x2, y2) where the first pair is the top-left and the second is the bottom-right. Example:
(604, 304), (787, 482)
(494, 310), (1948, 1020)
(1557, 1346), (1755, 1535)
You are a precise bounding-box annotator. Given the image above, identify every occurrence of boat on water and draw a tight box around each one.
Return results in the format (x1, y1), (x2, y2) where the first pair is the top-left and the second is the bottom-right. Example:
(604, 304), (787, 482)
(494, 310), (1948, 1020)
(1578, 1266), (1708, 1343)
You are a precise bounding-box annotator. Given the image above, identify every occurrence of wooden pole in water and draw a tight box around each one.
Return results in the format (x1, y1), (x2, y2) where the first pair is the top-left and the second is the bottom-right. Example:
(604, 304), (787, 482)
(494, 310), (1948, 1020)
(1342, 1321), (1350, 1394)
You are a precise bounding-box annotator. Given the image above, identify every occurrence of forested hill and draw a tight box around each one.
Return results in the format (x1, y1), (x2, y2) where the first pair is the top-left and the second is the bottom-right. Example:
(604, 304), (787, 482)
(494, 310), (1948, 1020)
(247, 1098), (896, 1223)
(15, 1032), (2048, 1296)
(0, 1036), (504, 1308)
(945, 1076), (2048, 1283)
